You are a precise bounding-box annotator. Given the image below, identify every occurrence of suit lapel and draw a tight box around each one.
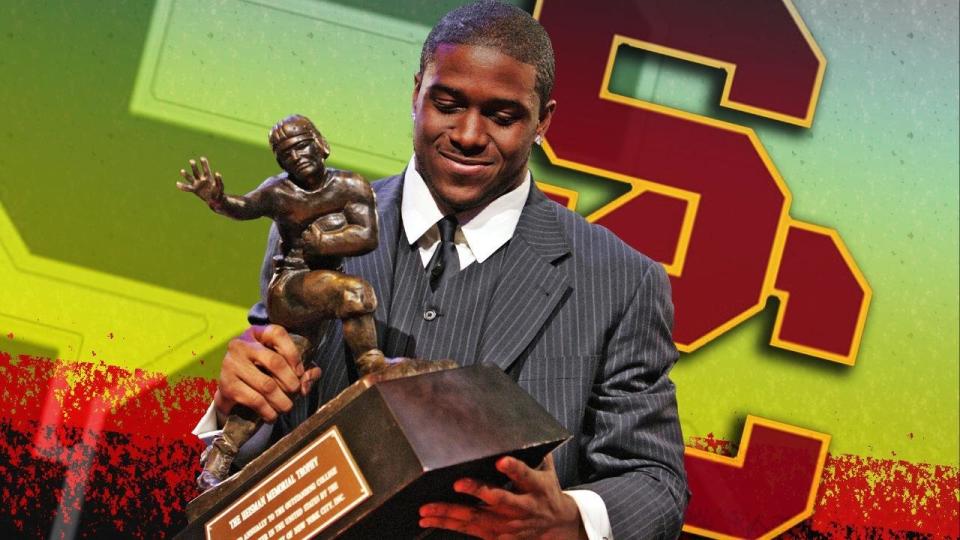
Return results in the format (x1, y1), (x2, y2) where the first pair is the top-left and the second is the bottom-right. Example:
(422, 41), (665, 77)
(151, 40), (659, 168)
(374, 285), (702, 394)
(477, 184), (571, 372)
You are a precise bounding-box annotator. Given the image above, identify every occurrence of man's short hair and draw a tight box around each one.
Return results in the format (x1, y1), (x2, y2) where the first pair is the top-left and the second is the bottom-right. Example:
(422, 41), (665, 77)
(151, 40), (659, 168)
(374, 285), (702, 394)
(420, 0), (555, 114)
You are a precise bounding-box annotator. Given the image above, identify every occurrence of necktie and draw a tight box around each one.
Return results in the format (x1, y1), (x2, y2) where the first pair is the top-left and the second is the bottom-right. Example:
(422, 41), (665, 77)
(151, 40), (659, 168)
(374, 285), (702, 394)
(427, 215), (459, 291)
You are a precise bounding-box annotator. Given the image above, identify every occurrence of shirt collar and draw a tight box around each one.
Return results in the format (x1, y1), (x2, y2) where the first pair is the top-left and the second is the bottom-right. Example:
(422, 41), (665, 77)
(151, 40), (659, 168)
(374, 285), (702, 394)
(401, 156), (530, 264)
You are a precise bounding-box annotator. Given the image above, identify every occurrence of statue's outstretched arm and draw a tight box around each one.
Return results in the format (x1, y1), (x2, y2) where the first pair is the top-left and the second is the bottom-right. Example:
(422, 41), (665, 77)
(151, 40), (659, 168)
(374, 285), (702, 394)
(177, 156), (270, 220)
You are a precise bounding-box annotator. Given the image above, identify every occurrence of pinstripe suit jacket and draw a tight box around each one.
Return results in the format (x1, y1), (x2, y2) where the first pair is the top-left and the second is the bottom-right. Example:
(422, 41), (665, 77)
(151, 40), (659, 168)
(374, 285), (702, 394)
(252, 174), (688, 539)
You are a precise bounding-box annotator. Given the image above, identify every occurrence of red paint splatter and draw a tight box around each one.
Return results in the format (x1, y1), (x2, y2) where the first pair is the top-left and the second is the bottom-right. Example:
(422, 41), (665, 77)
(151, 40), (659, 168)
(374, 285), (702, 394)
(688, 433), (735, 456)
(0, 351), (216, 538)
(808, 454), (959, 537)
(107, 332), (114, 340)
(1, 351), (956, 538)
(689, 434), (959, 537)
(5, 333), (12, 340)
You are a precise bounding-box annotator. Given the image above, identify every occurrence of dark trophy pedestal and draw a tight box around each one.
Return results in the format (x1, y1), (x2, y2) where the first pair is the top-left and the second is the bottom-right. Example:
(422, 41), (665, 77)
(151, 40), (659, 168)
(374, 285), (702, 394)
(177, 365), (571, 539)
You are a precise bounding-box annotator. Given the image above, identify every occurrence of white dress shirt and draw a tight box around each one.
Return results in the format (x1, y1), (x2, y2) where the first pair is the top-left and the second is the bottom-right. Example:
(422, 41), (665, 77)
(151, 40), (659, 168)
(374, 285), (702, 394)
(401, 156), (530, 270)
(194, 156), (612, 539)
(402, 157), (612, 540)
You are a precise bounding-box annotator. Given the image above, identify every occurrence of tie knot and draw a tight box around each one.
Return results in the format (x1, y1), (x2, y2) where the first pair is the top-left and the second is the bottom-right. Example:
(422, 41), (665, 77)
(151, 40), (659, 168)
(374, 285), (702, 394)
(437, 215), (458, 243)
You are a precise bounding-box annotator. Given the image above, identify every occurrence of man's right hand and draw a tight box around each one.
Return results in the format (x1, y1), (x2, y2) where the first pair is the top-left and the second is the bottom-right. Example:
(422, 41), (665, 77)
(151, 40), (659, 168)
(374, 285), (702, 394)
(214, 324), (321, 425)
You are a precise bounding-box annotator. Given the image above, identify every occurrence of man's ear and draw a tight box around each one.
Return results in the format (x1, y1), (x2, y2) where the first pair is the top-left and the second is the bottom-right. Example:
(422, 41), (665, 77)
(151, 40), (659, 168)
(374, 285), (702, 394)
(412, 72), (423, 112)
(536, 99), (557, 140)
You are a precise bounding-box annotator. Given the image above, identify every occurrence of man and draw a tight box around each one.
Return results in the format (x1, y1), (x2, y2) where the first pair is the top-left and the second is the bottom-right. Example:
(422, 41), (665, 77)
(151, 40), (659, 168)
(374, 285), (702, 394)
(195, 2), (687, 538)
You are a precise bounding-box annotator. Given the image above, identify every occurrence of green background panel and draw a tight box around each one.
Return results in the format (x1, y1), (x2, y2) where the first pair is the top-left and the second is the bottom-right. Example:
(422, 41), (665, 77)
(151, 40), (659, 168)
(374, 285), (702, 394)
(0, 0), (956, 469)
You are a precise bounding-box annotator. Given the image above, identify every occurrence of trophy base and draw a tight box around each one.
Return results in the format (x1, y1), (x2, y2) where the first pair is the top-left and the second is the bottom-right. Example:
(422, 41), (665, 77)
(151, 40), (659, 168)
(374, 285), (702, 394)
(176, 365), (570, 540)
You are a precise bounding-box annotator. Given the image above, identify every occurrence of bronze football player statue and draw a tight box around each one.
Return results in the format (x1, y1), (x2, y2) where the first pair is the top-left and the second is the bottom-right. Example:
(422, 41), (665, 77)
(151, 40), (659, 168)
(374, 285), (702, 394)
(178, 114), (390, 490)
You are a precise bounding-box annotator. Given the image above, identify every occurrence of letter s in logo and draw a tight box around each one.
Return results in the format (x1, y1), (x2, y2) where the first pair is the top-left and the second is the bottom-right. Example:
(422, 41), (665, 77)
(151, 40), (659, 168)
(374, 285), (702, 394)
(535, 1), (870, 536)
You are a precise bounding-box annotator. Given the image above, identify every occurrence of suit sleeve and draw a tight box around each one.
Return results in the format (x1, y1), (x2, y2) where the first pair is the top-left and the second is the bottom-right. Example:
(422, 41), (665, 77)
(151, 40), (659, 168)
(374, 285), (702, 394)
(574, 261), (688, 539)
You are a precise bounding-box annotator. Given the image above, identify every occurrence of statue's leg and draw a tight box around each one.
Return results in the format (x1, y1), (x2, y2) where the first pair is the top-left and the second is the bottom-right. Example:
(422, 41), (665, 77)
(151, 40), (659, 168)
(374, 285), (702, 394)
(197, 405), (262, 491)
(269, 269), (376, 324)
(313, 272), (385, 376)
(319, 273), (377, 319)
(343, 315), (386, 375)
(270, 269), (385, 375)
(328, 274), (387, 375)
(267, 269), (332, 329)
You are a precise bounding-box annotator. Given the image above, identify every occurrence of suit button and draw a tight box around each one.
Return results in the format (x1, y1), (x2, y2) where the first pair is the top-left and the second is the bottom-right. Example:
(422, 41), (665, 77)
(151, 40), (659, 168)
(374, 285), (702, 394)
(423, 309), (438, 321)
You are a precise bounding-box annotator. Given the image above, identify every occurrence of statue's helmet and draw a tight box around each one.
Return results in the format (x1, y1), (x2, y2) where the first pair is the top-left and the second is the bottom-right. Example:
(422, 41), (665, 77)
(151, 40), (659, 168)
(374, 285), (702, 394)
(268, 114), (328, 156)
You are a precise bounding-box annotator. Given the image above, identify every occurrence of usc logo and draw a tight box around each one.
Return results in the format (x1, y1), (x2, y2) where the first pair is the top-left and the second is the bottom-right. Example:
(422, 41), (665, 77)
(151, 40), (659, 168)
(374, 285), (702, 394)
(534, 1), (871, 537)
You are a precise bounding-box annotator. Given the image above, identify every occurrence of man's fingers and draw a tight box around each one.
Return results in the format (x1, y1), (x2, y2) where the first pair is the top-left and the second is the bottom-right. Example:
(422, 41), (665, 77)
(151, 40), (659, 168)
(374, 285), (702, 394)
(219, 349), (285, 422)
(418, 515), (493, 540)
(215, 327), (317, 423)
(419, 504), (513, 540)
(421, 456), (570, 538)
(190, 159), (201, 179)
(251, 324), (303, 377)
(231, 353), (294, 417)
(246, 343), (300, 394)
(219, 377), (279, 422)
(420, 502), (482, 523)
(201, 156), (213, 179)
(495, 456), (546, 494)
(300, 366), (321, 396)
(453, 478), (530, 517)
(227, 332), (299, 394)
(214, 172), (224, 194)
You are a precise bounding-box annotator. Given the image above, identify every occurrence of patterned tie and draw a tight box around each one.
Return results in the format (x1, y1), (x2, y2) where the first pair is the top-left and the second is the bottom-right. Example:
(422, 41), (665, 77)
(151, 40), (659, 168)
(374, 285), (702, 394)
(427, 215), (459, 291)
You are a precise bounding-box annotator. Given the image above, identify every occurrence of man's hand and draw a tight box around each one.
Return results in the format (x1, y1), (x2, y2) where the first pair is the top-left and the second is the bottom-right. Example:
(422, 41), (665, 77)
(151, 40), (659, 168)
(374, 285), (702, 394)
(213, 324), (321, 424)
(419, 454), (587, 540)
(177, 156), (225, 209)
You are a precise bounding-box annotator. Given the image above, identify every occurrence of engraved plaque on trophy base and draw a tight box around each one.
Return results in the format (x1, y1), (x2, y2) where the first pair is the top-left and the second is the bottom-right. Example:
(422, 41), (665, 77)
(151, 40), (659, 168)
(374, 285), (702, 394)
(176, 365), (571, 539)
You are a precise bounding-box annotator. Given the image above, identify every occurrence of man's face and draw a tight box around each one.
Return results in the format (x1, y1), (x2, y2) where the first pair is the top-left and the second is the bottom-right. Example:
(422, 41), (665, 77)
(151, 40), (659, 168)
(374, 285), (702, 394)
(412, 44), (555, 213)
(276, 136), (326, 184)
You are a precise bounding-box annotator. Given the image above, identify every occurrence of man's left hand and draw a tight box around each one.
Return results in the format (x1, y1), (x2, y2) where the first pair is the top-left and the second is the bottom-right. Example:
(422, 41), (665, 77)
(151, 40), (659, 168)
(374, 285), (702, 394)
(419, 454), (587, 540)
